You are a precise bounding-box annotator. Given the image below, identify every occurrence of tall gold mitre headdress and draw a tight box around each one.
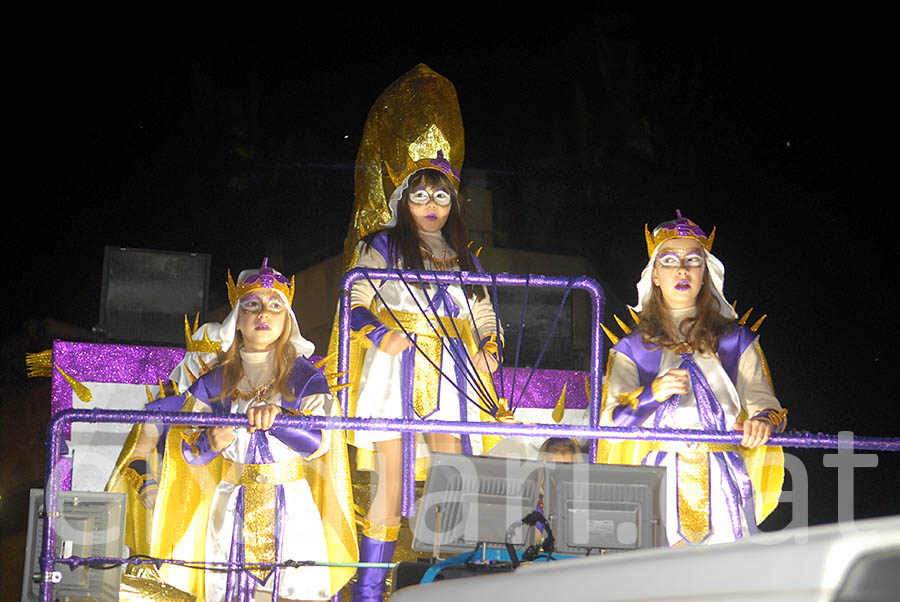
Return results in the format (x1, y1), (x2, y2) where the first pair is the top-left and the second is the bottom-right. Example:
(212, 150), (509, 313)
(340, 63), (465, 272)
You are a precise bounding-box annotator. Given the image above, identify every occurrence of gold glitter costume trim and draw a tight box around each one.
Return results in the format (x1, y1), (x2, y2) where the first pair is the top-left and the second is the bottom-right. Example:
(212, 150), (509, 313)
(221, 456), (307, 486)
(361, 517), (401, 542)
(676, 451), (711, 544)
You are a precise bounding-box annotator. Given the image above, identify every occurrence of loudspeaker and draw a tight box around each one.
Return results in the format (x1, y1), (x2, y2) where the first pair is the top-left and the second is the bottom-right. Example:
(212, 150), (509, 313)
(95, 247), (211, 346)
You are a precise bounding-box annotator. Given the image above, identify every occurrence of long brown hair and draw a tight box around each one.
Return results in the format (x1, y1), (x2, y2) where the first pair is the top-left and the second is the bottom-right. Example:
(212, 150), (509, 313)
(363, 168), (485, 299)
(637, 266), (734, 354)
(215, 310), (298, 403)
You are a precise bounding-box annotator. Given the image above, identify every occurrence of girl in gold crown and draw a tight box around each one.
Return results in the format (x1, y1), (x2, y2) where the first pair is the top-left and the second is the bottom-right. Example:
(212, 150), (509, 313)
(122, 260), (356, 601)
(598, 213), (787, 545)
(339, 64), (503, 601)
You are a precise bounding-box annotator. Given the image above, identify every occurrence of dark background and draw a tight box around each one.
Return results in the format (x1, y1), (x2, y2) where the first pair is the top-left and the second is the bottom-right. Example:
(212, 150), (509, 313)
(5, 7), (899, 536)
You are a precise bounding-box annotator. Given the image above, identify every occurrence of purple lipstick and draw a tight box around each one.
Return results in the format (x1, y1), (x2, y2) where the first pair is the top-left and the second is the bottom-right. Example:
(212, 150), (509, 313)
(675, 280), (691, 291)
(425, 213), (438, 221)
(255, 323), (272, 330)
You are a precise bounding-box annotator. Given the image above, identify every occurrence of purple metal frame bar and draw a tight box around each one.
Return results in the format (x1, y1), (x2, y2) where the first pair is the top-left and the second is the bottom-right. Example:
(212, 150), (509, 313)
(336, 268), (607, 457)
(40, 409), (900, 601)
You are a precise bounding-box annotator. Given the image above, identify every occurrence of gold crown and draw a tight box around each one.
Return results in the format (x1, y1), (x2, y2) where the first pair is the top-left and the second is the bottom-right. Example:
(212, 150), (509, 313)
(184, 314), (222, 354)
(644, 211), (716, 257)
(226, 258), (294, 307)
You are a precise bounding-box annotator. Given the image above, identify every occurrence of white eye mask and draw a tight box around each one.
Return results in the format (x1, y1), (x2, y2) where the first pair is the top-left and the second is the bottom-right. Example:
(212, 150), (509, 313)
(408, 186), (452, 206)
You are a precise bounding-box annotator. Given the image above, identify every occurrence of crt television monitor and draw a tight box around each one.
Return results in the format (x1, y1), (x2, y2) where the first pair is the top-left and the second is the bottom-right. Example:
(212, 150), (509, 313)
(412, 452), (543, 555)
(544, 462), (667, 554)
(22, 489), (126, 602)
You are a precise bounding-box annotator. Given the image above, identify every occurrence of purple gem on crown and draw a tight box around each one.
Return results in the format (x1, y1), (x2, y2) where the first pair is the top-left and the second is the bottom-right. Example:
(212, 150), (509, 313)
(660, 209), (708, 239)
(241, 257), (291, 289)
(428, 150), (460, 181)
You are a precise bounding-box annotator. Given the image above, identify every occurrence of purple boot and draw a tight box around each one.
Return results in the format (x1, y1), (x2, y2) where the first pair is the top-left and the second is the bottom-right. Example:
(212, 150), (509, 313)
(350, 525), (398, 602)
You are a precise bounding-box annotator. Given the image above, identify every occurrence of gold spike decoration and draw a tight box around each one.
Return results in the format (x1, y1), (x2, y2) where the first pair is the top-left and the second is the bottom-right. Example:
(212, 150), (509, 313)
(314, 351), (337, 370)
(329, 369), (350, 380)
(196, 357), (213, 377)
(145, 384), (154, 404)
(26, 350), (53, 378)
(584, 374), (591, 404)
(600, 323), (620, 346)
(185, 365), (197, 384)
(750, 314), (768, 332)
(475, 246), (483, 257)
(627, 306), (641, 326)
(55, 365), (93, 404)
(171, 380), (180, 396)
(552, 383), (567, 424)
(184, 316), (222, 354)
(331, 383), (352, 394)
(738, 307), (754, 326)
(731, 300), (738, 311)
(613, 314), (632, 335)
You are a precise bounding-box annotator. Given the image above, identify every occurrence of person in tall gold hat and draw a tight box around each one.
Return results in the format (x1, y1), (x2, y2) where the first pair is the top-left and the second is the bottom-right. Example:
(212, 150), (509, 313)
(330, 64), (503, 601)
(598, 212), (787, 545)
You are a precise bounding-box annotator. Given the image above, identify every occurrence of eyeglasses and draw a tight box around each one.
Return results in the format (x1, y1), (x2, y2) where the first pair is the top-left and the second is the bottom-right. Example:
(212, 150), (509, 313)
(239, 294), (286, 314)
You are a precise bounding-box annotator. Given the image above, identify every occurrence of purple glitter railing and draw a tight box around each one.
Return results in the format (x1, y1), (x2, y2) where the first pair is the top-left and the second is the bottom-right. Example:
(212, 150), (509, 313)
(39, 409), (900, 601)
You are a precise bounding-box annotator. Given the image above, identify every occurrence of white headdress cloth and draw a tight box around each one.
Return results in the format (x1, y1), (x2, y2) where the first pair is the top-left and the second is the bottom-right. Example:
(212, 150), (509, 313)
(631, 245), (736, 319)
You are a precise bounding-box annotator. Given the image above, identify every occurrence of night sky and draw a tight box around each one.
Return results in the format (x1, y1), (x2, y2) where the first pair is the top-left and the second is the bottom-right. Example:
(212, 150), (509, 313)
(10, 9), (900, 525)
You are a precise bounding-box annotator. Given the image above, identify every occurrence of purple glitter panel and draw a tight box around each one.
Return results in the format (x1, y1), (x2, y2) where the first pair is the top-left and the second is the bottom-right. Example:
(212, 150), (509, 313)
(51, 340), (186, 415)
(496, 368), (589, 409)
(50, 340), (186, 489)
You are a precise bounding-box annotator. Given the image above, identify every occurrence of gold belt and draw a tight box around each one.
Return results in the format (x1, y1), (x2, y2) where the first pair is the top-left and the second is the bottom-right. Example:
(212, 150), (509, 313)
(221, 456), (307, 486)
(377, 308), (468, 339)
(378, 308), (472, 418)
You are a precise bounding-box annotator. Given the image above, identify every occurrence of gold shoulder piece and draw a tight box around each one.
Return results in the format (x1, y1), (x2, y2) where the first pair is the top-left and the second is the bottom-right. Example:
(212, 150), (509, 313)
(738, 307), (754, 326)
(600, 323), (620, 346)
(613, 314), (632, 335)
(145, 384), (154, 404)
(628, 306), (641, 325)
(26, 349), (53, 378)
(750, 314), (767, 332)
